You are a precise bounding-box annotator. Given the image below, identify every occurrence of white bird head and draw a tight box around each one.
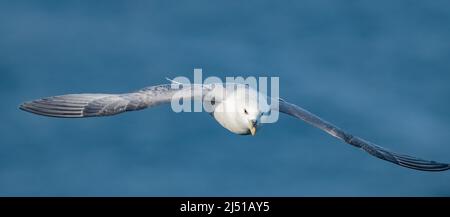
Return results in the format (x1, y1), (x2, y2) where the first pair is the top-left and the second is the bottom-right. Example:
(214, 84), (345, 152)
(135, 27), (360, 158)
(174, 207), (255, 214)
(211, 84), (270, 136)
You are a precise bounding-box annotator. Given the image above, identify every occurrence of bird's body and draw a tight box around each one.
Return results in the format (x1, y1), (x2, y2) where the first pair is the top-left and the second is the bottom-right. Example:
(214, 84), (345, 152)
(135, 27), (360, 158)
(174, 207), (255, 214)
(19, 82), (450, 172)
(209, 84), (267, 135)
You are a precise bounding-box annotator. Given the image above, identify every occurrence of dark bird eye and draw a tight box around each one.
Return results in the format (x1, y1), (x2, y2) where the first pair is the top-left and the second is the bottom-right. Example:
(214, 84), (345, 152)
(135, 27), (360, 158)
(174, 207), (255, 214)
(244, 109), (248, 114)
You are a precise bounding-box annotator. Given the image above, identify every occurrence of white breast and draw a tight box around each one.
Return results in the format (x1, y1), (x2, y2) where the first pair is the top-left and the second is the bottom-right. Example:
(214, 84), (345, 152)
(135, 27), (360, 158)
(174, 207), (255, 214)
(208, 84), (261, 135)
(212, 98), (251, 135)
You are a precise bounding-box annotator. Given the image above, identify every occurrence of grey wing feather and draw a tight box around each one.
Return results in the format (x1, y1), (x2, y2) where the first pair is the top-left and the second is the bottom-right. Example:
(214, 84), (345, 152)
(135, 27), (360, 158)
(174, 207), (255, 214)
(20, 84), (208, 118)
(278, 99), (450, 172)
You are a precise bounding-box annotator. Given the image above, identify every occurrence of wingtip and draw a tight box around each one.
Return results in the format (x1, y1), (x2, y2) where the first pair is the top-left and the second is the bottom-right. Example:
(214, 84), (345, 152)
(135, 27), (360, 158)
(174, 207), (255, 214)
(17, 95), (105, 118)
(19, 101), (30, 112)
(19, 101), (44, 117)
(19, 101), (40, 116)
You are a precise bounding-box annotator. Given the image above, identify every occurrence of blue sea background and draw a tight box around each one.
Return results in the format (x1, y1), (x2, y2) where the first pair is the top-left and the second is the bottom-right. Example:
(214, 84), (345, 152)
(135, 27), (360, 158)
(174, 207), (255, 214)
(1, 0), (450, 196)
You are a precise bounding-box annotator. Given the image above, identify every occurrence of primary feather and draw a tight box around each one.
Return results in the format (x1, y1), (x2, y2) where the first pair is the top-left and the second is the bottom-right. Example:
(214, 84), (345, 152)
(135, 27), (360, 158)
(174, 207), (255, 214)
(20, 84), (209, 118)
(278, 99), (450, 171)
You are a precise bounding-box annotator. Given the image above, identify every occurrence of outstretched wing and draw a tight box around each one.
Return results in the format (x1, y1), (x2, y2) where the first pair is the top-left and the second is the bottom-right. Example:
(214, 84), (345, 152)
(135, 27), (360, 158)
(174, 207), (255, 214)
(20, 84), (209, 118)
(278, 99), (450, 172)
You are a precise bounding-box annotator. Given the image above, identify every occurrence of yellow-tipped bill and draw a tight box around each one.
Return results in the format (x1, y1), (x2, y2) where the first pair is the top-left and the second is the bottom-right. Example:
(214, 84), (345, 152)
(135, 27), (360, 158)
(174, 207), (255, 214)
(248, 120), (257, 136)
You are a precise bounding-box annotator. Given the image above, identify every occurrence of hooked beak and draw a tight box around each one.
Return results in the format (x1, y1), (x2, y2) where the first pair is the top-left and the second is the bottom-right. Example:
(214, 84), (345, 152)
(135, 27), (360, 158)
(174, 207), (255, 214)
(248, 120), (257, 136)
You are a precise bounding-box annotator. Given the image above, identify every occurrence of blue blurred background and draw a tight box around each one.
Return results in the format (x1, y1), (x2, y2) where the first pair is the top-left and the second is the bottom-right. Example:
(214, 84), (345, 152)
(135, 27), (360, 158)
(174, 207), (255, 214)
(1, 0), (450, 196)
